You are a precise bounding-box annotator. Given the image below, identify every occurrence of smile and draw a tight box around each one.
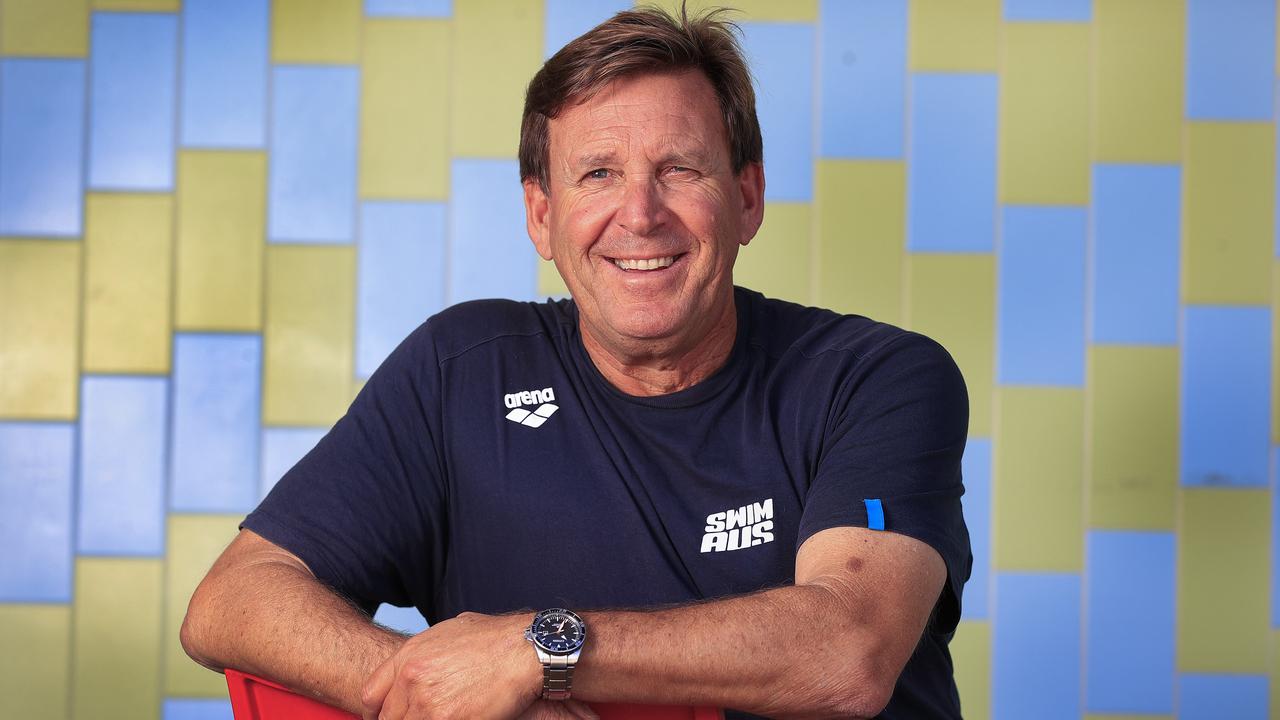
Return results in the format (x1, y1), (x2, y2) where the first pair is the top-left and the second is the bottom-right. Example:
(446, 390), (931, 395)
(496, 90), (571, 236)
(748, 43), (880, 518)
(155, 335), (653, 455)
(611, 255), (680, 271)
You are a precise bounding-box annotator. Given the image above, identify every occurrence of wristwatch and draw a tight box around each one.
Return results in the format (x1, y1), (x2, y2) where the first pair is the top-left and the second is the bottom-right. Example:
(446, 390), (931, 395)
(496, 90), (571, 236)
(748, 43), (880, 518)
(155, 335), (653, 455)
(524, 608), (587, 700)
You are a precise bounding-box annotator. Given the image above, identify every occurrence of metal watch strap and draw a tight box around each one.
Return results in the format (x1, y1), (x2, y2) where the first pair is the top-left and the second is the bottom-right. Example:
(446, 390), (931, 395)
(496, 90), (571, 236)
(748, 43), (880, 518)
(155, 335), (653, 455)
(541, 655), (575, 700)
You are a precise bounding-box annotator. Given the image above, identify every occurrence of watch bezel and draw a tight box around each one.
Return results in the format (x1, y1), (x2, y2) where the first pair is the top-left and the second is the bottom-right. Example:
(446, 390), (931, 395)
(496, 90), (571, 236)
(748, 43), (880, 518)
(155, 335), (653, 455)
(528, 608), (587, 655)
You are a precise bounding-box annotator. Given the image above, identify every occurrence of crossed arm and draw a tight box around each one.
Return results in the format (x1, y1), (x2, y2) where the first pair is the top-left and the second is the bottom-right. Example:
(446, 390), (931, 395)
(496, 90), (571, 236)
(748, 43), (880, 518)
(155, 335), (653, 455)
(181, 524), (946, 720)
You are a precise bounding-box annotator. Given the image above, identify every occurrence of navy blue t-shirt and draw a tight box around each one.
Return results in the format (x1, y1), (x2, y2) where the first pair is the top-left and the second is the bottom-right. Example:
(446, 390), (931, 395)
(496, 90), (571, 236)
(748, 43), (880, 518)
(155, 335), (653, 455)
(243, 287), (971, 719)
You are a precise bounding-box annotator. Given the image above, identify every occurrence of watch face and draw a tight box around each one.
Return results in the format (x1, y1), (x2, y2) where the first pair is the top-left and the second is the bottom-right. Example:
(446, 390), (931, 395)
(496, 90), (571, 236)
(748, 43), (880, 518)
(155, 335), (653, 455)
(530, 609), (586, 654)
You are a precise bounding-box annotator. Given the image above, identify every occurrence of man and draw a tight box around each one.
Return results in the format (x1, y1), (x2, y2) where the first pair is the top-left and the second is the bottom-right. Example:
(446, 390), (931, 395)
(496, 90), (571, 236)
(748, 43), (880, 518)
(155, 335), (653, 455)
(181, 7), (971, 720)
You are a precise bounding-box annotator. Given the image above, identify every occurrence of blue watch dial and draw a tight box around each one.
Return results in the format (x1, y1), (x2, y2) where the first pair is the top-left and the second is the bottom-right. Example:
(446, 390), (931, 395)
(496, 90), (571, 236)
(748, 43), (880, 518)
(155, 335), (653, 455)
(531, 609), (585, 654)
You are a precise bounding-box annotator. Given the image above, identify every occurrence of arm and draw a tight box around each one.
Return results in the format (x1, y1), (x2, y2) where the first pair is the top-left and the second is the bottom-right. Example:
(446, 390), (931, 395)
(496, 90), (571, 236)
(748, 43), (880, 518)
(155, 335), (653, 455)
(362, 524), (946, 720)
(180, 528), (407, 714)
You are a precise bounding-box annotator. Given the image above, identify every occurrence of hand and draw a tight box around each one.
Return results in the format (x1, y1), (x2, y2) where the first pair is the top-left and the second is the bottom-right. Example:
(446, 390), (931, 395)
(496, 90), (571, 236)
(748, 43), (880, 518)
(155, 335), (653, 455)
(517, 700), (599, 720)
(361, 611), (540, 720)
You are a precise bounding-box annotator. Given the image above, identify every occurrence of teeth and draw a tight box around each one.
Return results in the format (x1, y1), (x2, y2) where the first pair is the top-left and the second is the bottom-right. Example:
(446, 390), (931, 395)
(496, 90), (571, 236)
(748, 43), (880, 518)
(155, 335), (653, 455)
(614, 256), (676, 271)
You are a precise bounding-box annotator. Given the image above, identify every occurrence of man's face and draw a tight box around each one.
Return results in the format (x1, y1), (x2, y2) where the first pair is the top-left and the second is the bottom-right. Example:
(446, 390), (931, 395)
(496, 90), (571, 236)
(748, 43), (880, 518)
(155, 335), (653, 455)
(523, 70), (764, 352)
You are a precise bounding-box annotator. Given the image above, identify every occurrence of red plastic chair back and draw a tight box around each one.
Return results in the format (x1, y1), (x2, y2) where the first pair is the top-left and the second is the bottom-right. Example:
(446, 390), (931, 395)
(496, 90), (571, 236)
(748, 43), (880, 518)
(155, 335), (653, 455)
(226, 668), (723, 720)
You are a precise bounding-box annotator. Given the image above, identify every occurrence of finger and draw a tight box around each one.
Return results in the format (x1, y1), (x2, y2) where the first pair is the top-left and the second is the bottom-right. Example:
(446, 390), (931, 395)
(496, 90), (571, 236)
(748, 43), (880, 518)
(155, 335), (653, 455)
(375, 675), (410, 720)
(361, 660), (396, 718)
(564, 700), (599, 719)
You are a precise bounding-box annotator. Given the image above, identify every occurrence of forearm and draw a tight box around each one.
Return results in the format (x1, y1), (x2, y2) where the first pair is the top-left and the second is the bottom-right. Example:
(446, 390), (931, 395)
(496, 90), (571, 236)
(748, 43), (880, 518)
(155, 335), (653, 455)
(573, 582), (889, 719)
(180, 541), (407, 714)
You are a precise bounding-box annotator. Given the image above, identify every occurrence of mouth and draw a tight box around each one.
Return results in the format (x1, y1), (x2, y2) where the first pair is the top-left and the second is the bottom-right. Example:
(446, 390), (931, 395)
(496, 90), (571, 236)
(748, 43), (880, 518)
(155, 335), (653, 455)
(609, 254), (684, 272)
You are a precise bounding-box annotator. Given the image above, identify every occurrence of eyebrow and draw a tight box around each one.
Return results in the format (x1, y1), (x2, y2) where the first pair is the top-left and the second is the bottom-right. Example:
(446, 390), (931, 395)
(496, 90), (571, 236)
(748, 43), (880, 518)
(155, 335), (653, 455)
(570, 145), (716, 171)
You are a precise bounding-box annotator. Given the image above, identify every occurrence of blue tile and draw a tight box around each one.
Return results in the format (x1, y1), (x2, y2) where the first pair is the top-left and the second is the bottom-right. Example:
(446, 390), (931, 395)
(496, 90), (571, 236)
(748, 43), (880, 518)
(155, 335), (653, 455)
(269, 66), (359, 243)
(1186, 0), (1276, 121)
(907, 73), (998, 252)
(960, 438), (991, 620)
(0, 60), (86, 237)
(374, 603), (429, 634)
(819, 0), (907, 159)
(1091, 164), (1181, 345)
(992, 572), (1081, 720)
(78, 376), (168, 556)
(260, 427), (326, 500)
(1003, 0), (1092, 22)
(0, 423), (74, 602)
(741, 22), (815, 202)
(1181, 306), (1271, 487)
(1179, 674), (1268, 720)
(365, 0), (452, 16)
(543, 0), (630, 58)
(997, 206), (1087, 386)
(171, 334), (262, 512)
(88, 13), (179, 190)
(180, 0), (269, 148)
(163, 699), (234, 720)
(358, 201), (446, 378)
(1085, 530), (1175, 714)
(449, 159), (537, 304)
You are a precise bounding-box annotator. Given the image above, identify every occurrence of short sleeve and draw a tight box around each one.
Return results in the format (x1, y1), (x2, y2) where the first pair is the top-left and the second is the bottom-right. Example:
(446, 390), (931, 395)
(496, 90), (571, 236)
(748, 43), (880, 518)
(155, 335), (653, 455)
(797, 332), (972, 634)
(241, 322), (448, 617)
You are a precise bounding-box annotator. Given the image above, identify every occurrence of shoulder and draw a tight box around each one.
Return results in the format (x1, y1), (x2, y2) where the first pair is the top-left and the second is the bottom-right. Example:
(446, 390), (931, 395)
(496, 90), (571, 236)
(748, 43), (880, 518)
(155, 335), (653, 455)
(406, 297), (573, 364)
(739, 287), (953, 370)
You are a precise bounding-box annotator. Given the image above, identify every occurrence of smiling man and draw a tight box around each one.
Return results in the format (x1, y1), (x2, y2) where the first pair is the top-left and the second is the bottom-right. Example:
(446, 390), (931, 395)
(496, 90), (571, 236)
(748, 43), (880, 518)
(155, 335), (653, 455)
(181, 7), (971, 720)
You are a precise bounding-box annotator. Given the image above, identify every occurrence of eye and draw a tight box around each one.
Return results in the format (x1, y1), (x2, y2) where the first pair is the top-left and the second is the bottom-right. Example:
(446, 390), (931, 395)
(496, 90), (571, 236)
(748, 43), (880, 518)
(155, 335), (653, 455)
(664, 165), (696, 178)
(585, 168), (610, 181)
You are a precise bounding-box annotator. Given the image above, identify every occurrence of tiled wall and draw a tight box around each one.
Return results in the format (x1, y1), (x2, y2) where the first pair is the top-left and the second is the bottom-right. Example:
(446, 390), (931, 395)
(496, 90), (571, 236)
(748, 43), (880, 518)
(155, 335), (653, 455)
(0, 0), (1275, 718)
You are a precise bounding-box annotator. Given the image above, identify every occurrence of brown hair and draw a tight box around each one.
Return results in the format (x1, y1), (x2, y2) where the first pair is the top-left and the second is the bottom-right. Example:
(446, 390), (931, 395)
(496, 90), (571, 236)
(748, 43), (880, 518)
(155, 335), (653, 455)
(518, 4), (763, 192)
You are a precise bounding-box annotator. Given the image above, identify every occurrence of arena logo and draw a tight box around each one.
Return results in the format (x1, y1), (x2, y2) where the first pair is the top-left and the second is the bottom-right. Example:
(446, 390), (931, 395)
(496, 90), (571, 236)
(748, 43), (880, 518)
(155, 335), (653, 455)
(701, 498), (774, 553)
(503, 386), (558, 429)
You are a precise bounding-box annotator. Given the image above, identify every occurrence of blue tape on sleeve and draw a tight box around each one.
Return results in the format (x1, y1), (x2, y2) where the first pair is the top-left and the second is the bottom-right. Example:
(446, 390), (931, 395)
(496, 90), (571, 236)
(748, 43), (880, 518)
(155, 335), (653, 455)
(864, 498), (885, 531)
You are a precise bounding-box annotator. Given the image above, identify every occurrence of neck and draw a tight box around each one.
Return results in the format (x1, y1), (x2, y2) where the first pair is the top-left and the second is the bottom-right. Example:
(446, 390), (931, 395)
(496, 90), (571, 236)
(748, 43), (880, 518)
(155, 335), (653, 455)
(579, 295), (738, 397)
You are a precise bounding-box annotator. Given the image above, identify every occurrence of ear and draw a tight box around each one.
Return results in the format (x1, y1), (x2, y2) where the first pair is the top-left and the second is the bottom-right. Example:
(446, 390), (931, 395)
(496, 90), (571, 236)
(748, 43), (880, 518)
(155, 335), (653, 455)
(523, 179), (553, 260)
(736, 162), (765, 246)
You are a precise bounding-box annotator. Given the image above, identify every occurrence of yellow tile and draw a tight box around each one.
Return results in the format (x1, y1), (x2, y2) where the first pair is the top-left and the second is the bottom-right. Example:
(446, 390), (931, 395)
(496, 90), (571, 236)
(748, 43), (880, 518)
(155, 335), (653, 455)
(452, 0), (544, 157)
(1184, 122), (1275, 305)
(1177, 488), (1270, 673)
(1084, 716), (1173, 720)
(164, 514), (241, 697)
(951, 620), (990, 720)
(999, 23), (1090, 205)
(908, 0), (1000, 72)
(1, 0), (89, 57)
(264, 245), (356, 426)
(0, 604), (71, 720)
(1274, 261), (1279, 444)
(1087, 346), (1177, 530)
(1094, 0), (1184, 163)
(994, 387), (1084, 572)
(271, 0), (360, 64)
(82, 193), (173, 373)
(538, 259), (570, 298)
(360, 19), (450, 200)
(0, 239), (80, 419)
(815, 160), (904, 326)
(734, 202), (812, 306)
(904, 254), (994, 436)
(92, 0), (179, 9)
(647, 0), (818, 22)
(72, 558), (163, 720)
(1272, 630), (1280, 720)
(175, 152), (266, 332)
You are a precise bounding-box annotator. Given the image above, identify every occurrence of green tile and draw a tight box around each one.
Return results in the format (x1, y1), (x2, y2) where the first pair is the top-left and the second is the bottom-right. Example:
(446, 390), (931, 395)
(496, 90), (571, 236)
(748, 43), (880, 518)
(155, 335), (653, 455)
(905, 253), (995, 436)
(72, 558), (163, 720)
(0, 604), (71, 719)
(735, 202), (812, 306)
(951, 620), (990, 720)
(815, 160), (905, 326)
(1177, 488), (1270, 673)
(995, 387), (1084, 571)
(1087, 346), (1178, 530)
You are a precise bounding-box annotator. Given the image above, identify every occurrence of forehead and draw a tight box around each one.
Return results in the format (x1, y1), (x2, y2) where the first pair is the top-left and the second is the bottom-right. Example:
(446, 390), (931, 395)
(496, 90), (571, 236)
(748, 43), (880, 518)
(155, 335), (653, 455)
(548, 70), (729, 159)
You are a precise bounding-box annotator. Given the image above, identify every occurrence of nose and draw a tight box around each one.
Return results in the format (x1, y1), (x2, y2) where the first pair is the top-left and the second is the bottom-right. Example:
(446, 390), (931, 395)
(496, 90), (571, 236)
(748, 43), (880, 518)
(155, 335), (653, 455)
(616, 174), (669, 237)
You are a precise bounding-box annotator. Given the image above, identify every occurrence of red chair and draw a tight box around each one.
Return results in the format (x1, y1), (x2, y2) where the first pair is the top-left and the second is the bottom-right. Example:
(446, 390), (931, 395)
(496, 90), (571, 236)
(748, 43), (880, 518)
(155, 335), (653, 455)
(226, 668), (723, 720)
